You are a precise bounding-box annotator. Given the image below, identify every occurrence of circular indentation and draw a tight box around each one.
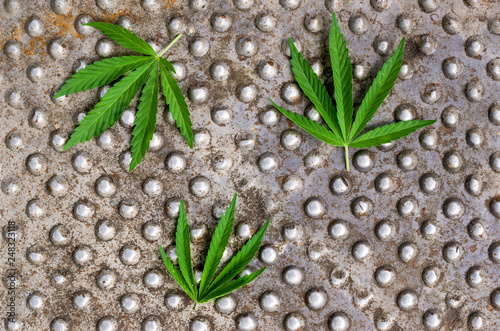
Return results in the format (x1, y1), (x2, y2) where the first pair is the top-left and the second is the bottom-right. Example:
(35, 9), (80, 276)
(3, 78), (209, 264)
(398, 61), (413, 79)
(234, 0), (254, 10)
(4, 40), (21, 59)
(73, 245), (93, 266)
(304, 150), (324, 168)
(466, 127), (484, 148)
(96, 131), (113, 150)
(5, 131), (23, 150)
(72, 290), (92, 310)
(75, 14), (93, 35)
(280, 175), (303, 193)
(211, 13), (232, 32)
(491, 196), (500, 217)
(489, 242), (500, 263)
(189, 176), (211, 197)
(443, 198), (464, 219)
(48, 38), (69, 60)
(330, 266), (349, 287)
(95, 219), (117, 241)
(95, 176), (116, 198)
(304, 14), (323, 33)
(237, 83), (258, 103)
(491, 288), (500, 308)
(72, 151), (93, 173)
(282, 223), (301, 241)
(46, 175), (68, 197)
(255, 13), (277, 32)
(97, 316), (118, 331)
(420, 173), (440, 194)
(443, 242), (462, 262)
(349, 14), (369, 35)
(394, 103), (416, 121)
(281, 129), (302, 150)
(280, 0), (301, 10)
(190, 317), (211, 331)
(330, 175), (351, 196)
(487, 58), (500, 81)
(489, 14), (500, 34)
(397, 150), (417, 171)
(29, 107), (48, 129)
(465, 175), (483, 196)
(283, 266), (303, 286)
(422, 310), (442, 329)
(165, 198), (181, 218)
(375, 219), (395, 240)
(420, 84), (440, 104)
(445, 291), (464, 309)
(419, 128), (438, 150)
(398, 242), (417, 262)
(26, 153), (48, 175)
(465, 79), (484, 102)
(26, 199), (45, 219)
(375, 266), (396, 287)
(50, 0), (71, 13)
(142, 315), (162, 331)
(188, 86), (208, 104)
(353, 63), (369, 80)
(213, 294), (236, 314)
(257, 152), (278, 173)
(468, 311), (485, 330)
(397, 290), (417, 310)
(235, 313), (257, 331)
(236, 221), (253, 239)
(442, 57), (463, 79)
(465, 36), (483, 58)
(27, 245), (47, 265)
(235, 133), (256, 151)
(50, 318), (68, 331)
(3, 0), (20, 12)
(304, 197), (325, 218)
(419, 0), (439, 12)
(442, 13), (461, 34)
(50, 224), (72, 246)
(396, 14), (414, 34)
(280, 82), (303, 104)
(236, 37), (258, 57)
(353, 150), (374, 172)
(165, 291), (188, 311)
(417, 34), (437, 55)
(211, 106), (233, 126)
(165, 152), (186, 173)
(27, 292), (44, 310)
(25, 16), (44, 37)
(259, 245), (277, 265)
(371, 0), (391, 11)
(189, 37), (209, 57)
(421, 219), (440, 239)
(143, 268), (164, 289)
(351, 196), (373, 217)
(118, 200), (139, 219)
(489, 104), (500, 125)
(352, 241), (371, 261)
(305, 288), (327, 310)
(210, 61), (230, 81)
(283, 312), (305, 331)
(142, 177), (163, 197)
(258, 290), (281, 314)
(96, 268), (117, 290)
(95, 38), (114, 58)
(1, 176), (21, 195)
(119, 244), (141, 266)
(466, 266), (483, 287)
(257, 60), (279, 80)
(443, 151), (462, 172)
(142, 220), (162, 242)
(441, 105), (460, 128)
(373, 37), (391, 56)
(119, 107), (135, 128)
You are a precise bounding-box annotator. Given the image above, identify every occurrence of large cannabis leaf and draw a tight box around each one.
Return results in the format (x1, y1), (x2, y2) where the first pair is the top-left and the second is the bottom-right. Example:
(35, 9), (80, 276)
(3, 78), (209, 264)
(160, 193), (269, 308)
(271, 13), (436, 171)
(54, 22), (193, 171)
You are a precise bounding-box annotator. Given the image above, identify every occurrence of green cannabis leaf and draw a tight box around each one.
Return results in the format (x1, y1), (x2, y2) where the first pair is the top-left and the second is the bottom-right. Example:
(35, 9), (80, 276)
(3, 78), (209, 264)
(270, 13), (436, 171)
(159, 193), (269, 308)
(54, 22), (194, 171)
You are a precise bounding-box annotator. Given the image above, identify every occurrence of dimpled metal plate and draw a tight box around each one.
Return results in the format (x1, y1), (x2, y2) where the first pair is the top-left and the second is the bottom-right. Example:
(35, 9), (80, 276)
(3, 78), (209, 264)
(1, 0), (500, 330)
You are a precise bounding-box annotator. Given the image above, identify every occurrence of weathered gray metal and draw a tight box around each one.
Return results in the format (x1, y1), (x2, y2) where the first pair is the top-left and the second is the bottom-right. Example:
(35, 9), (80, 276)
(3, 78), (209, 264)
(1, 0), (499, 330)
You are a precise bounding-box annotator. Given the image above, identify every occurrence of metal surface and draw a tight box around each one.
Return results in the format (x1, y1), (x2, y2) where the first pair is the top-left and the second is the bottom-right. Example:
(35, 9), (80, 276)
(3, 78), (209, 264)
(1, 0), (500, 330)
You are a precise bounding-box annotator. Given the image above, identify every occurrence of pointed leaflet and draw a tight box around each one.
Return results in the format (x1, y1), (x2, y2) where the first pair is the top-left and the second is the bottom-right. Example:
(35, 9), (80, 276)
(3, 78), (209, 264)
(288, 38), (342, 139)
(159, 58), (194, 148)
(159, 245), (197, 301)
(349, 38), (406, 142)
(84, 22), (156, 56)
(349, 120), (436, 148)
(129, 60), (159, 171)
(54, 56), (152, 98)
(270, 99), (343, 146)
(200, 268), (266, 303)
(203, 220), (270, 298)
(64, 59), (156, 150)
(159, 57), (176, 73)
(329, 12), (353, 142)
(175, 200), (197, 298)
(199, 193), (238, 297)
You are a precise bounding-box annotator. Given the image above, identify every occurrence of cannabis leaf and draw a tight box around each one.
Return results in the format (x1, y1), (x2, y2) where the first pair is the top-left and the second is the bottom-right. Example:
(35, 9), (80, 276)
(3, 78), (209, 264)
(159, 193), (270, 309)
(270, 13), (436, 171)
(54, 22), (193, 171)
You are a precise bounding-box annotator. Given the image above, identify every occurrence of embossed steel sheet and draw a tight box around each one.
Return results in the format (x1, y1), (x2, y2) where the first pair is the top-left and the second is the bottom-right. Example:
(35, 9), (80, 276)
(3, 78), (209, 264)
(1, 0), (500, 330)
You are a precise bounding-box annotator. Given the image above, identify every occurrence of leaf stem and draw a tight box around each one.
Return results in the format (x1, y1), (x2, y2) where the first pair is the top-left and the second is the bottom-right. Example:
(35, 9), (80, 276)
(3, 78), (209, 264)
(158, 34), (182, 57)
(194, 302), (199, 310)
(344, 145), (350, 172)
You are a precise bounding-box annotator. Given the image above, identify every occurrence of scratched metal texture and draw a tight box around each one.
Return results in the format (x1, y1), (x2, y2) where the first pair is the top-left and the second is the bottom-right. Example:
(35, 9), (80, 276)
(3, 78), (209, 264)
(1, 0), (500, 330)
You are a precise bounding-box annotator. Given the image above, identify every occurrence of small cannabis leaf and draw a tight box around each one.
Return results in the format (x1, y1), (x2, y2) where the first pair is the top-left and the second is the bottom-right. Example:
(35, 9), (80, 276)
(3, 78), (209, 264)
(54, 22), (193, 171)
(270, 13), (436, 171)
(159, 193), (269, 308)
